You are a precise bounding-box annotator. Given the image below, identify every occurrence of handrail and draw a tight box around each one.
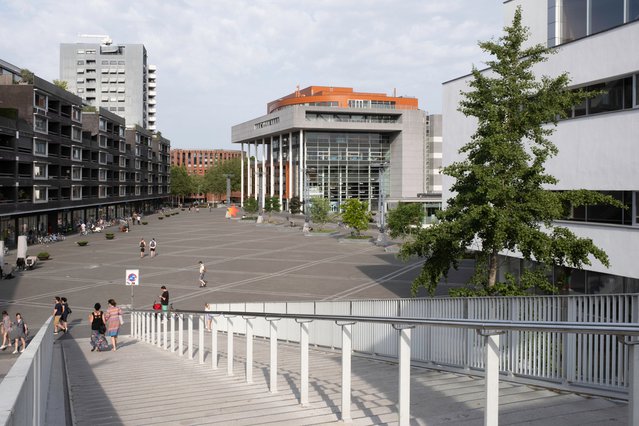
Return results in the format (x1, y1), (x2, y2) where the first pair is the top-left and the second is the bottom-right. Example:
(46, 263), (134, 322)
(168, 309), (639, 336)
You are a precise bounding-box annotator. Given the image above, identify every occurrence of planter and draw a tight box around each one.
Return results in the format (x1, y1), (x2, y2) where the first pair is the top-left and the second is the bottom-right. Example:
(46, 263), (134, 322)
(105, 233), (115, 240)
(158, 217), (164, 220)
(142, 221), (148, 225)
(37, 252), (50, 260)
(77, 241), (89, 246)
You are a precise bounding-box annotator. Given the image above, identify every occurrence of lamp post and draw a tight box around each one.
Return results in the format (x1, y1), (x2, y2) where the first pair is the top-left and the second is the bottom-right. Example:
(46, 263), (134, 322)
(375, 162), (390, 232)
(223, 173), (234, 205)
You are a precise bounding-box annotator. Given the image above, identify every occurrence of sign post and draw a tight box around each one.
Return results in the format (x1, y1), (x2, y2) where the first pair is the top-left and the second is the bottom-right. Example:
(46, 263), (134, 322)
(125, 269), (139, 309)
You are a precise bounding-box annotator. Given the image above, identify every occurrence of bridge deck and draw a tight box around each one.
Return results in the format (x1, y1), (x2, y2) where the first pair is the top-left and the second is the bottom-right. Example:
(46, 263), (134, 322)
(61, 334), (627, 425)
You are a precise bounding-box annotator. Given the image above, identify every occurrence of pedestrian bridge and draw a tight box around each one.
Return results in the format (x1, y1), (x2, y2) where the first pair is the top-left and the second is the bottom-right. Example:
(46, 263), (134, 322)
(1, 296), (638, 425)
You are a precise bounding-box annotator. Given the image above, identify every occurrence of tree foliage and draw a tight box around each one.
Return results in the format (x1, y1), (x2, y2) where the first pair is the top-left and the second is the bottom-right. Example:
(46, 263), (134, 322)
(203, 158), (241, 200)
(387, 203), (425, 239)
(263, 196), (280, 215)
(53, 79), (68, 90)
(400, 7), (621, 297)
(19, 69), (34, 84)
(170, 166), (192, 202)
(309, 197), (331, 229)
(341, 199), (371, 236)
(243, 197), (258, 214)
(289, 197), (301, 214)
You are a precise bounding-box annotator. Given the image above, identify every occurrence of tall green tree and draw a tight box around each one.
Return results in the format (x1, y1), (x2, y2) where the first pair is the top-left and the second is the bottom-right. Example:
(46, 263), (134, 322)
(387, 203), (425, 239)
(341, 199), (371, 236)
(401, 8), (620, 296)
(309, 197), (330, 230)
(170, 165), (191, 205)
(191, 174), (205, 202)
(203, 158), (241, 201)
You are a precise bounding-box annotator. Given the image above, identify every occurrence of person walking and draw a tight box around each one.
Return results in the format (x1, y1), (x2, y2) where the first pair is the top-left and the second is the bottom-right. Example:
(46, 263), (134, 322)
(198, 261), (207, 288)
(160, 285), (169, 312)
(10, 313), (27, 354)
(53, 296), (64, 335)
(139, 238), (146, 259)
(88, 303), (108, 352)
(104, 299), (123, 351)
(1, 311), (11, 350)
(59, 297), (71, 333)
(149, 238), (157, 257)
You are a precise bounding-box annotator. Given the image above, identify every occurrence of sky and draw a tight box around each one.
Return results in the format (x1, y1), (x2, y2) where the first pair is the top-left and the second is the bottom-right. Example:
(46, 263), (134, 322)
(0, 0), (504, 150)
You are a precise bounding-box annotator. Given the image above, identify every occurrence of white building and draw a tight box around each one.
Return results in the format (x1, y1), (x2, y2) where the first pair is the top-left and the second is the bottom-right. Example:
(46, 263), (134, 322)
(442, 0), (639, 293)
(60, 36), (157, 131)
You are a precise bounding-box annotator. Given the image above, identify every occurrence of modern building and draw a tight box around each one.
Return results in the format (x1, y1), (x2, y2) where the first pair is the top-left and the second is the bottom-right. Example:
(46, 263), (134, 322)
(0, 59), (170, 248)
(232, 86), (442, 217)
(170, 149), (243, 203)
(442, 0), (639, 293)
(59, 36), (156, 130)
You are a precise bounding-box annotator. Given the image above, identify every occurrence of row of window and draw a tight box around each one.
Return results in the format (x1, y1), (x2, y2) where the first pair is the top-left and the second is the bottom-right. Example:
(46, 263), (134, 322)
(549, 0), (639, 46)
(33, 93), (82, 122)
(564, 191), (637, 226)
(564, 73), (639, 119)
(33, 184), (163, 203)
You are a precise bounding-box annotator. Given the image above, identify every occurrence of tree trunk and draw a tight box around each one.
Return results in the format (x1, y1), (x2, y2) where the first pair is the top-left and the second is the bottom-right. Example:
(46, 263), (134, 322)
(488, 249), (498, 287)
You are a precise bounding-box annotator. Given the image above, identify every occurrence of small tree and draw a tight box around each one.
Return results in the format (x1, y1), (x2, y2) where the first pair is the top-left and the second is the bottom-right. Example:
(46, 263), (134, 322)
(387, 203), (425, 239)
(243, 197), (258, 215)
(289, 197), (301, 214)
(309, 197), (330, 230)
(341, 199), (371, 236)
(263, 196), (280, 217)
(53, 79), (68, 90)
(170, 165), (191, 205)
(19, 69), (34, 84)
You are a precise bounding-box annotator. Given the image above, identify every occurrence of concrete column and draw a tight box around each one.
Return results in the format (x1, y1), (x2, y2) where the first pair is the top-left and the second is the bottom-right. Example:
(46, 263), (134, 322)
(211, 315), (218, 370)
(261, 140), (266, 209)
(227, 316), (234, 376)
(288, 132), (293, 202)
(299, 130), (304, 210)
(198, 315), (205, 364)
(484, 334), (500, 426)
(170, 313), (175, 352)
(340, 323), (352, 422)
(398, 327), (412, 426)
(247, 143), (252, 197)
(629, 343), (639, 426)
(278, 134), (283, 210)
(240, 142), (245, 207)
(270, 320), (278, 393)
(162, 313), (168, 349)
(188, 314), (194, 360)
(269, 137), (274, 197)
(245, 317), (254, 383)
(178, 314), (184, 356)
(300, 321), (310, 406)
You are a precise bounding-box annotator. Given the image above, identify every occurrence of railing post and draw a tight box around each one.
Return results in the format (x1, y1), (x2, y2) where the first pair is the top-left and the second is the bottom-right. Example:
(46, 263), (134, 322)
(150, 311), (155, 345)
(245, 317), (254, 383)
(178, 314), (184, 356)
(163, 313), (168, 349)
(198, 315), (205, 364)
(188, 314), (194, 360)
(156, 312), (162, 348)
(338, 321), (355, 422)
(227, 316), (235, 375)
(395, 325), (414, 426)
(170, 313), (175, 352)
(298, 320), (312, 406)
(211, 315), (218, 370)
(145, 312), (150, 343)
(482, 332), (501, 426)
(269, 318), (280, 393)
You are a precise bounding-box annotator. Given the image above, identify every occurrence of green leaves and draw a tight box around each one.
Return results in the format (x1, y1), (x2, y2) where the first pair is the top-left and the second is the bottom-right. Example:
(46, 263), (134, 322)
(309, 197), (331, 227)
(341, 199), (371, 236)
(387, 202), (425, 239)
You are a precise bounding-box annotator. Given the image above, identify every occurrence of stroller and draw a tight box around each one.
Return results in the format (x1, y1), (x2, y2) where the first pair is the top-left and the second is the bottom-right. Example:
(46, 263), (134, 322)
(91, 332), (109, 352)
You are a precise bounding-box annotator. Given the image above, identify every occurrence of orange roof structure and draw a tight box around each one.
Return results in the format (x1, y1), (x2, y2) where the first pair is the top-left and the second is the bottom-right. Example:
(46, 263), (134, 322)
(267, 85), (418, 114)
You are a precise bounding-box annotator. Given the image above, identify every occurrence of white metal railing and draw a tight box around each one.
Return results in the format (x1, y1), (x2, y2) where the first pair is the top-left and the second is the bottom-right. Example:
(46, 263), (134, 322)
(0, 316), (54, 426)
(131, 304), (639, 426)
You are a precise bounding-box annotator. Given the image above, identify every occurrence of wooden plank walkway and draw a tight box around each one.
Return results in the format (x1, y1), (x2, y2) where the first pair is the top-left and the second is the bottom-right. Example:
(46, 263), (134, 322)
(62, 334), (628, 425)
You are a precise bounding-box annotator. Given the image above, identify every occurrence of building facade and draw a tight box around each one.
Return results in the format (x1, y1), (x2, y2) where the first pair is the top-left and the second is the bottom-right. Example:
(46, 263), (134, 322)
(232, 86), (442, 215)
(60, 38), (156, 130)
(0, 59), (170, 248)
(442, 0), (639, 293)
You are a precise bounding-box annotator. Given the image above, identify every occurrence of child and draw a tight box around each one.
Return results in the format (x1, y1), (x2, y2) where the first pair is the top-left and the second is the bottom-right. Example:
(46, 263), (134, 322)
(11, 313), (27, 354)
(0, 311), (11, 350)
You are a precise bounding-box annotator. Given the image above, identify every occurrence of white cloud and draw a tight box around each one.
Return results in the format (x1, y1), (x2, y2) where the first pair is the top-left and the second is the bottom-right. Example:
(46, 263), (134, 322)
(0, 0), (503, 148)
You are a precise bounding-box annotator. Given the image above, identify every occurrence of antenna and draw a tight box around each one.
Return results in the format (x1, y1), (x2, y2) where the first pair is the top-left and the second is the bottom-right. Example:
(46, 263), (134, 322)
(78, 34), (113, 45)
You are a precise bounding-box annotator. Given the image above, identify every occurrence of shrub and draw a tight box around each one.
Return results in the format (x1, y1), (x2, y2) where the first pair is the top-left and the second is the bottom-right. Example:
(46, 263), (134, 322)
(244, 197), (258, 214)
(105, 233), (115, 240)
(341, 199), (371, 236)
(37, 252), (50, 260)
(77, 241), (89, 246)
(142, 221), (148, 225)
(158, 216), (164, 220)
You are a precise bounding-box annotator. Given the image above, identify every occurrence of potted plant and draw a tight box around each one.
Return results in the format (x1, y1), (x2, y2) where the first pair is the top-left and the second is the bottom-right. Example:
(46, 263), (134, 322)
(77, 241), (89, 246)
(142, 221), (148, 225)
(37, 251), (50, 260)
(105, 232), (115, 240)
(158, 216), (164, 220)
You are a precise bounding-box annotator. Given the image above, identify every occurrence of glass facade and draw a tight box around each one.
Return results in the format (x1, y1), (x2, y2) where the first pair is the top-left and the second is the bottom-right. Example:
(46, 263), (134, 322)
(305, 132), (390, 211)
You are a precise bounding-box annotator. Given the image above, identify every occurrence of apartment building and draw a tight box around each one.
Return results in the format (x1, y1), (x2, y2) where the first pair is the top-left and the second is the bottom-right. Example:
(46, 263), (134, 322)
(232, 86), (442, 215)
(60, 37), (156, 130)
(0, 59), (170, 248)
(442, 0), (639, 293)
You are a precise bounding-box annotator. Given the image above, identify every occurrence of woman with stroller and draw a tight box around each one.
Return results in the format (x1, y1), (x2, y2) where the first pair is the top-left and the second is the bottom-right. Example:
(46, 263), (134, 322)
(88, 303), (108, 352)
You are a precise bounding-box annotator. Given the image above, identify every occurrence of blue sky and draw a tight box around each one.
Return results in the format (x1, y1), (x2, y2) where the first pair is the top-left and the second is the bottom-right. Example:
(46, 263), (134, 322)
(0, 0), (504, 149)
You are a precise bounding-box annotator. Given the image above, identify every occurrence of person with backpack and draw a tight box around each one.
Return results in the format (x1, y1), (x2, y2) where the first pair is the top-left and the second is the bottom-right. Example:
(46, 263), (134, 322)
(10, 313), (27, 354)
(139, 238), (146, 259)
(88, 303), (108, 352)
(149, 238), (157, 258)
(60, 297), (71, 333)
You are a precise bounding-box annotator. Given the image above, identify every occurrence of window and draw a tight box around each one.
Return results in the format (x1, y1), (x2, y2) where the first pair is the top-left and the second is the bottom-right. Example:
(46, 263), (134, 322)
(71, 126), (82, 142)
(77, 69), (84, 74)
(591, 0), (624, 34)
(71, 185), (82, 200)
(119, 127), (125, 137)
(134, 172), (140, 182)
(99, 168), (107, 182)
(119, 156), (126, 167)
(72, 146), (82, 161)
(98, 151), (108, 165)
(34, 116), (47, 134)
(147, 186), (153, 195)
(33, 162), (48, 179)
(119, 185), (126, 196)
(135, 186), (141, 196)
(72, 107), (81, 123)
(348, 99), (371, 109)
(98, 135), (107, 148)
(76, 78), (85, 84)
(158, 186), (163, 195)
(71, 166), (82, 181)
(135, 159), (141, 170)
(119, 140), (126, 153)
(33, 139), (47, 156)
(99, 185), (107, 198)
(34, 93), (47, 110)
(565, 76), (635, 118)
(33, 186), (48, 203)
(120, 171), (126, 182)
(147, 162), (153, 171)
(99, 118), (107, 131)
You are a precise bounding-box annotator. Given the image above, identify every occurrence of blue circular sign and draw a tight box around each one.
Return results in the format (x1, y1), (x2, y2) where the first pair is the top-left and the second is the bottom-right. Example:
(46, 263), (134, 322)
(128, 273), (137, 282)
